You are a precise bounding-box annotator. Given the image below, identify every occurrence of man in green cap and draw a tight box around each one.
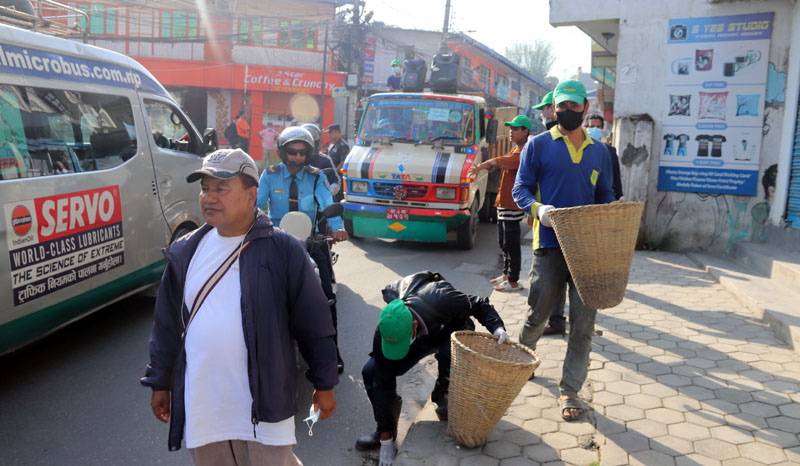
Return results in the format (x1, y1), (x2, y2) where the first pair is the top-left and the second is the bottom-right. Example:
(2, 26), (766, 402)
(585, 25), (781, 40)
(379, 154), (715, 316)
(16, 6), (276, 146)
(512, 79), (616, 422)
(469, 114), (532, 292)
(533, 90), (557, 131)
(356, 272), (508, 465)
(387, 59), (403, 91)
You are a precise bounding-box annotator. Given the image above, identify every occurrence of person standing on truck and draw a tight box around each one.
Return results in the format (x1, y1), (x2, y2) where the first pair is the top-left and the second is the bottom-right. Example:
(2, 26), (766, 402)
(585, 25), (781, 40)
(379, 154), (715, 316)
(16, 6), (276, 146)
(387, 59), (403, 91)
(356, 271), (509, 466)
(512, 80), (616, 422)
(236, 112), (250, 153)
(141, 148), (338, 463)
(469, 115), (532, 292)
(256, 126), (348, 374)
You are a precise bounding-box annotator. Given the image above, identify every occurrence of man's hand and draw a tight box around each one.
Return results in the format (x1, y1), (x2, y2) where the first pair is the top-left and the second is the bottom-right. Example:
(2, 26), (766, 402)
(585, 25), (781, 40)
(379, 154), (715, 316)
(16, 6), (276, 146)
(526, 215), (534, 227)
(312, 389), (337, 421)
(332, 229), (349, 243)
(467, 165), (480, 178)
(330, 183), (340, 196)
(493, 327), (509, 345)
(618, 196), (625, 203)
(537, 205), (555, 228)
(151, 390), (170, 423)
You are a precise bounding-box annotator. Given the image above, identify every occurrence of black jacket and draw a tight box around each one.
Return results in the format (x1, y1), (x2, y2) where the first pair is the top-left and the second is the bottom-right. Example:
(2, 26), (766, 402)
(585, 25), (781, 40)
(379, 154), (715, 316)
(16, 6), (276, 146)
(381, 271), (505, 339)
(140, 209), (337, 451)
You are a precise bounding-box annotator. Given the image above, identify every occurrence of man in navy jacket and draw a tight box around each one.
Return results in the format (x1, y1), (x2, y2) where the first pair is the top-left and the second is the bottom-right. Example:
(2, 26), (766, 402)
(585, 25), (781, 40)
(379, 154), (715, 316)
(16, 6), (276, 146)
(141, 148), (338, 462)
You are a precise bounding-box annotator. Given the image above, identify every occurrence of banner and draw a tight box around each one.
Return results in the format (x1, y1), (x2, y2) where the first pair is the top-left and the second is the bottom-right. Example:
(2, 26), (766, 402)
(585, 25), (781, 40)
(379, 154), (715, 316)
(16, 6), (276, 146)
(658, 12), (772, 195)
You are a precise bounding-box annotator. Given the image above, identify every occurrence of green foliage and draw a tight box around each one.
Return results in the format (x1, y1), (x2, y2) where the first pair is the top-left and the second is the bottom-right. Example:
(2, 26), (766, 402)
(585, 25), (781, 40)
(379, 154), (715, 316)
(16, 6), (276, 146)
(504, 40), (556, 82)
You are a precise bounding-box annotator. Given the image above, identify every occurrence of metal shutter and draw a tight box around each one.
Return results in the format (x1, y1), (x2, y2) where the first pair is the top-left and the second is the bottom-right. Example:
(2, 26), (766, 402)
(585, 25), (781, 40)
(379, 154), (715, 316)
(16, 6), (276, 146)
(788, 94), (800, 228)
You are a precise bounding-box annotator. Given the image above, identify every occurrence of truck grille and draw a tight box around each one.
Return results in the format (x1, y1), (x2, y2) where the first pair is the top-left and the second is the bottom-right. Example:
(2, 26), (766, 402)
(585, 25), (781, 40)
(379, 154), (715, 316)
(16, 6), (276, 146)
(373, 182), (428, 199)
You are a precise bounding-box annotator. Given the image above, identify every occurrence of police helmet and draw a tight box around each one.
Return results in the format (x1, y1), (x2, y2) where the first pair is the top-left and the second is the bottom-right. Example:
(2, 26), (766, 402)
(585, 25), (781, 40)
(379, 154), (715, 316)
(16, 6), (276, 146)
(277, 126), (314, 165)
(301, 123), (322, 154)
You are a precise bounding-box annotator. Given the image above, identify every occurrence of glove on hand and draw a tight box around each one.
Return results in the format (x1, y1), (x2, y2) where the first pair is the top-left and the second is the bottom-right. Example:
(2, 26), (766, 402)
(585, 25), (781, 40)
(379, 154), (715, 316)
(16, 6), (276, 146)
(537, 205), (555, 228)
(493, 327), (509, 345)
(379, 439), (397, 466)
(330, 183), (340, 196)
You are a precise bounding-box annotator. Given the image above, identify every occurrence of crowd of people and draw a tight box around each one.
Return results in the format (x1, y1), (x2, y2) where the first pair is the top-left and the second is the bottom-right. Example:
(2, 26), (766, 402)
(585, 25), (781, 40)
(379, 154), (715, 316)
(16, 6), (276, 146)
(140, 77), (624, 466)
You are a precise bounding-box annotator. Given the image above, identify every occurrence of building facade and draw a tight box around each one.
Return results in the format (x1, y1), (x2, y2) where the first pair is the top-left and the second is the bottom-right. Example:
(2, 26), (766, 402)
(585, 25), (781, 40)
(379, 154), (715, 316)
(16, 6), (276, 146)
(552, 0), (800, 252)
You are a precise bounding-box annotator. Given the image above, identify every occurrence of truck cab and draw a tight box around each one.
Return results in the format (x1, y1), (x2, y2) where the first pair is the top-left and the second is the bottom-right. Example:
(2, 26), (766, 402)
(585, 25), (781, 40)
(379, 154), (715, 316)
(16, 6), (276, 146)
(342, 92), (497, 249)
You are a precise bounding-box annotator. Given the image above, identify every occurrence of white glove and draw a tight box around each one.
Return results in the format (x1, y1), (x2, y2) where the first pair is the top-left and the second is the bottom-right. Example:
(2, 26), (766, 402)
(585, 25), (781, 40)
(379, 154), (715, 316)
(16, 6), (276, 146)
(493, 327), (509, 345)
(537, 204), (555, 228)
(379, 439), (397, 466)
(330, 183), (340, 196)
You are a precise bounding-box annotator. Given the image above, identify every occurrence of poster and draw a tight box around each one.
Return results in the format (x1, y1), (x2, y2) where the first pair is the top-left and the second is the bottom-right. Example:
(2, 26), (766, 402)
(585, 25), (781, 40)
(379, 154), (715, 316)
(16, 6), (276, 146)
(5, 185), (125, 306)
(658, 12), (772, 195)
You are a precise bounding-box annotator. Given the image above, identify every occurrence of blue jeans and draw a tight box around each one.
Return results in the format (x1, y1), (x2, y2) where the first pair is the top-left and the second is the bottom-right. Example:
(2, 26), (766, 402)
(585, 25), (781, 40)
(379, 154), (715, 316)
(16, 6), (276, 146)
(520, 248), (597, 396)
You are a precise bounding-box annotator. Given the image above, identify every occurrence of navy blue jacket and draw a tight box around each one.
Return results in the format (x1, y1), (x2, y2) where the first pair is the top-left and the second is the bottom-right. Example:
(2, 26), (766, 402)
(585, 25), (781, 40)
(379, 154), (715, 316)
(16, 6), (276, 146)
(140, 209), (338, 451)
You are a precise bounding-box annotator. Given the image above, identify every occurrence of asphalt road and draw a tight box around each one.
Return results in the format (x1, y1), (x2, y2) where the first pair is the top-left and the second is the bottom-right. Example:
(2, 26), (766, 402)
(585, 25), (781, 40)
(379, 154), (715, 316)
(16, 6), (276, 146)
(0, 222), (513, 466)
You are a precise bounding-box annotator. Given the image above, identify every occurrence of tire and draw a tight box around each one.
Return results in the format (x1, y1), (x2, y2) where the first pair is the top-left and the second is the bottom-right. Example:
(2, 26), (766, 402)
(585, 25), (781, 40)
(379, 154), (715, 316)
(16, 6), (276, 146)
(479, 192), (496, 223)
(170, 223), (196, 244)
(344, 218), (358, 238)
(456, 199), (479, 250)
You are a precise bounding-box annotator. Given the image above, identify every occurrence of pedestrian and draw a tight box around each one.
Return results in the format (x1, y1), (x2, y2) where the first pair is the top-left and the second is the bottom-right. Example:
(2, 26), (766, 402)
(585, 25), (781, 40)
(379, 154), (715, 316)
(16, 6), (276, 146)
(140, 148), (338, 464)
(387, 59), (402, 91)
(237, 111), (250, 152)
(512, 79), (617, 421)
(325, 123), (350, 202)
(585, 113), (623, 200)
(356, 271), (509, 466)
(258, 122), (279, 165)
(469, 114), (531, 292)
(257, 127), (348, 374)
(302, 123), (340, 196)
(532, 90), (557, 131)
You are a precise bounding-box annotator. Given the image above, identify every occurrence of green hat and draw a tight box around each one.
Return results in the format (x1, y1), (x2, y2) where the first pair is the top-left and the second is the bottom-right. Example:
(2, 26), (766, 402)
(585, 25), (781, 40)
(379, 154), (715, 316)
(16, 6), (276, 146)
(504, 115), (533, 131)
(553, 80), (587, 105)
(532, 91), (553, 110)
(378, 299), (413, 360)
(391, 59), (402, 66)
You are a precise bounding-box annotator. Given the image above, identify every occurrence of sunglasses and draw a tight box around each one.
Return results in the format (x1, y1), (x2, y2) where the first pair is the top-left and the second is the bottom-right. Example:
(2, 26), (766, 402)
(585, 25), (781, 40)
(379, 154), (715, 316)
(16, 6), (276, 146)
(285, 148), (308, 156)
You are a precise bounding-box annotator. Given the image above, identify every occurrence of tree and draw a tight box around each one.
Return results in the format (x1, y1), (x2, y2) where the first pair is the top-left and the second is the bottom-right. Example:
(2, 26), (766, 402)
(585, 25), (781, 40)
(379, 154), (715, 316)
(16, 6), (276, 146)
(504, 40), (556, 82)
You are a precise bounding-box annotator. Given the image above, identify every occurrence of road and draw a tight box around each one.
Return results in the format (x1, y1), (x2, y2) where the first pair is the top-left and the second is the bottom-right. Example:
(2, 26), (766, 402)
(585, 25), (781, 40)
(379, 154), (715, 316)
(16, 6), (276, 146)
(0, 222), (518, 466)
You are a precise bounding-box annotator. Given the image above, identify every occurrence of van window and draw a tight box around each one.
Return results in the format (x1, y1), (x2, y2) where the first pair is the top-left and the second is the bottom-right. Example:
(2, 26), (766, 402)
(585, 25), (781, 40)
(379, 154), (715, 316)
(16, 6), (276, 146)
(0, 84), (137, 181)
(144, 100), (199, 155)
(359, 98), (476, 145)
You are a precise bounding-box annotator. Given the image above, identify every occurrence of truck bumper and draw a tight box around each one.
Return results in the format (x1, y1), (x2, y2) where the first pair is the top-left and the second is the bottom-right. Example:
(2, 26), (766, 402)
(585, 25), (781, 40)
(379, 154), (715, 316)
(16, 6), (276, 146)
(343, 202), (469, 242)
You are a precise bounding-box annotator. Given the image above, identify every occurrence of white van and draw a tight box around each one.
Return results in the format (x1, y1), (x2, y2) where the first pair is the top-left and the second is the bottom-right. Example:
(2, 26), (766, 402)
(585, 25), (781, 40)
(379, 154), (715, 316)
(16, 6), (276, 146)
(0, 24), (213, 355)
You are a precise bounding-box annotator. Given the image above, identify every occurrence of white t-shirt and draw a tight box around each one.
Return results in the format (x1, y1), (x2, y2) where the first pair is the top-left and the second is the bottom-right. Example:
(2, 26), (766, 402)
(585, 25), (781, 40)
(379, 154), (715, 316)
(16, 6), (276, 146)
(183, 228), (295, 449)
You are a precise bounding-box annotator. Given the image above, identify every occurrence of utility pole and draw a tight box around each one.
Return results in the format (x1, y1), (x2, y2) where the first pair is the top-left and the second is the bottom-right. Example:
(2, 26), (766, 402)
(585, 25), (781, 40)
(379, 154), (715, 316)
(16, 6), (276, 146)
(442, 0), (451, 34)
(320, 22), (329, 126)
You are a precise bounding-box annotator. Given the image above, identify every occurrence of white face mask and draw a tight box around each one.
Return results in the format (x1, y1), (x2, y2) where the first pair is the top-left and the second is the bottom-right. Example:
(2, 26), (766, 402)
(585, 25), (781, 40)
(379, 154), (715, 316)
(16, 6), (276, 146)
(303, 404), (320, 436)
(392, 66), (401, 73)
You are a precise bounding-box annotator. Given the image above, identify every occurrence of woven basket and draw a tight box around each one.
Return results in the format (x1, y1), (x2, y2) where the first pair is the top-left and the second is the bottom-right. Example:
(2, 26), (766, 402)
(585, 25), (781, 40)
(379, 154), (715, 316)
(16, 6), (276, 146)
(547, 202), (644, 309)
(446, 331), (541, 447)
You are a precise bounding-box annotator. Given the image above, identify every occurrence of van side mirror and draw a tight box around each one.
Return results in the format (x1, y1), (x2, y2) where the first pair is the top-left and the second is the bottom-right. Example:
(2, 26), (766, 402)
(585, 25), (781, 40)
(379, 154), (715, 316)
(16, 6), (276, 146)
(203, 128), (218, 153)
(486, 119), (498, 144)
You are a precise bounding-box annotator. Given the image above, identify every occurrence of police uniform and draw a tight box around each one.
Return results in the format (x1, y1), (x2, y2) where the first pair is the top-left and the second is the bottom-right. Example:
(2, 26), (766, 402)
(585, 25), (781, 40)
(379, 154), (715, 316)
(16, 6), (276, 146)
(328, 139), (351, 168)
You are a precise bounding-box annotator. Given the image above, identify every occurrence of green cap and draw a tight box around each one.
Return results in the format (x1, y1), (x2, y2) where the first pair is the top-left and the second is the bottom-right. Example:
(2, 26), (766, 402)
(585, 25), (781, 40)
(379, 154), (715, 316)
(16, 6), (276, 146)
(532, 91), (553, 110)
(378, 299), (413, 360)
(504, 115), (533, 131)
(553, 80), (587, 105)
(391, 59), (402, 66)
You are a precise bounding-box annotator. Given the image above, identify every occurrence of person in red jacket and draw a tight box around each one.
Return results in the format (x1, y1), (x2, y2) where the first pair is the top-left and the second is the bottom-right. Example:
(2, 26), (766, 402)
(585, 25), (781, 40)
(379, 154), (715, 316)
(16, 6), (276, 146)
(469, 115), (532, 291)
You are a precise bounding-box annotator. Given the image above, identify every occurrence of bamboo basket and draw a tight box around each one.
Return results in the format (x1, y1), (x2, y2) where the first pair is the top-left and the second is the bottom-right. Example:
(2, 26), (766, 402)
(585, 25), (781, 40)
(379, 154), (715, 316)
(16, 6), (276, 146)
(446, 331), (541, 447)
(547, 202), (644, 309)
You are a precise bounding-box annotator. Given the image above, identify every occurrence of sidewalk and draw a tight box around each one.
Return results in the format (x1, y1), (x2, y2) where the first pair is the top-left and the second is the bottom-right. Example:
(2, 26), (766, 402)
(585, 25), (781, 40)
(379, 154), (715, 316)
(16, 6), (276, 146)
(396, 249), (800, 465)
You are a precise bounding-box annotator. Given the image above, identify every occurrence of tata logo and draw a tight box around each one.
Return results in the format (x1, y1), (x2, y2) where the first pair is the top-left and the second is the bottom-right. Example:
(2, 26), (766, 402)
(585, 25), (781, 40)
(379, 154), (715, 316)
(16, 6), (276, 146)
(391, 173), (410, 181)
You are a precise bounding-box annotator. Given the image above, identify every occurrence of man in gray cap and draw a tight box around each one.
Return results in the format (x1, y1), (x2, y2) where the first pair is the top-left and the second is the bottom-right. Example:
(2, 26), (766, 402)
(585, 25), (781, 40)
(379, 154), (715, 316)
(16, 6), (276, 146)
(141, 148), (339, 465)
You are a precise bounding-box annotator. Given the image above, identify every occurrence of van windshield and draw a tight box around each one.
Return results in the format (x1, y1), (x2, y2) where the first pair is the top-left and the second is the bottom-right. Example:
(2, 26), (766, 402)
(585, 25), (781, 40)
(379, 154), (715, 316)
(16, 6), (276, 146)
(359, 98), (475, 145)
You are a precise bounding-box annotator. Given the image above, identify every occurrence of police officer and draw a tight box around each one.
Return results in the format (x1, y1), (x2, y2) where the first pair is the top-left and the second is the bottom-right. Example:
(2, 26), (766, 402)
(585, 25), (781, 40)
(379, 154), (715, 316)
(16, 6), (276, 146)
(302, 123), (340, 196)
(257, 126), (348, 373)
(325, 123), (350, 202)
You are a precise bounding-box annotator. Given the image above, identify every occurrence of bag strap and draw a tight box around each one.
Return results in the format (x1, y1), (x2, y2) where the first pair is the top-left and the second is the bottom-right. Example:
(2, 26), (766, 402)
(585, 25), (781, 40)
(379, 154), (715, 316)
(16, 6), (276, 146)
(182, 240), (252, 339)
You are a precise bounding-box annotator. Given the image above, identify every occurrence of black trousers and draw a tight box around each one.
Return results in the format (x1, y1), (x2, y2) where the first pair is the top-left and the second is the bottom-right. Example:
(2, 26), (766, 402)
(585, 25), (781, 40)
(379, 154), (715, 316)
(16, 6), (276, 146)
(310, 245), (338, 344)
(361, 319), (474, 433)
(497, 219), (521, 283)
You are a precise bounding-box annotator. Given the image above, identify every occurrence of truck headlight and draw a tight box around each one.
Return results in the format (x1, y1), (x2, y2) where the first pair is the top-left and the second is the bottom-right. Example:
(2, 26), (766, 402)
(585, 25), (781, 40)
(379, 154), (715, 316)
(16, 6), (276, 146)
(351, 180), (369, 193)
(436, 187), (457, 200)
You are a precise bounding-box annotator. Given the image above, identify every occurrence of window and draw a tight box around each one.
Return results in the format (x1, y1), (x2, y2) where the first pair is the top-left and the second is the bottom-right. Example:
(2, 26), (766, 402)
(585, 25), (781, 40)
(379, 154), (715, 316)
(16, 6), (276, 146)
(144, 100), (200, 155)
(477, 65), (491, 85)
(278, 20), (317, 49)
(0, 85), (137, 180)
(78, 4), (117, 35)
(238, 18), (262, 44)
(358, 98), (476, 145)
(461, 56), (471, 69)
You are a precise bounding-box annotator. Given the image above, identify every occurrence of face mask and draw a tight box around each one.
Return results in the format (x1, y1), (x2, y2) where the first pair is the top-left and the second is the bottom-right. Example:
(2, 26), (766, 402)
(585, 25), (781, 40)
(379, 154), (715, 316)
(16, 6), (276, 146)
(303, 404), (320, 436)
(392, 66), (401, 73)
(545, 120), (558, 130)
(556, 109), (584, 131)
(587, 127), (603, 140)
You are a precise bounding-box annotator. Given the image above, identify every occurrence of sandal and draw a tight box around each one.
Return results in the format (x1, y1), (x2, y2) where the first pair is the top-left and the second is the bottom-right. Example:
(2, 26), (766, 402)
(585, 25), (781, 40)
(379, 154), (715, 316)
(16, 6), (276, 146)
(560, 396), (584, 421)
(490, 274), (506, 284)
(494, 280), (521, 292)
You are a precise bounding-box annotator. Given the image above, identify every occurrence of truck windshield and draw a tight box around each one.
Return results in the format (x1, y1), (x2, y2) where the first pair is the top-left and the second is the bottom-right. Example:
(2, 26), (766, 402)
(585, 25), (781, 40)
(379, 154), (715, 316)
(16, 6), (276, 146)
(359, 98), (475, 145)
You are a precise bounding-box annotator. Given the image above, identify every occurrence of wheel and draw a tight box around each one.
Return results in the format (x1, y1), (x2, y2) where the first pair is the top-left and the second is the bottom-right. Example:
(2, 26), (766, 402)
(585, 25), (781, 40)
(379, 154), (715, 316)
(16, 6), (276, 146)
(344, 218), (358, 238)
(170, 223), (196, 244)
(456, 198), (479, 250)
(479, 192), (496, 223)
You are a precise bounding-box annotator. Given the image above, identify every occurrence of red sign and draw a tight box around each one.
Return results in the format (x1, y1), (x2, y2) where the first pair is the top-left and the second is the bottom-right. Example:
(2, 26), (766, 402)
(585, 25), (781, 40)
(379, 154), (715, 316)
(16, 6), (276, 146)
(362, 74), (374, 83)
(386, 208), (409, 221)
(34, 185), (122, 242)
(11, 205), (32, 236)
(238, 66), (345, 96)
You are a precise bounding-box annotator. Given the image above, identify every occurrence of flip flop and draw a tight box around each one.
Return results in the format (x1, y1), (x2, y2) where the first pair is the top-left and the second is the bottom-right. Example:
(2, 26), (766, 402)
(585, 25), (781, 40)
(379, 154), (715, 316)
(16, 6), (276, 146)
(560, 396), (584, 421)
(489, 274), (506, 284)
(494, 280), (521, 292)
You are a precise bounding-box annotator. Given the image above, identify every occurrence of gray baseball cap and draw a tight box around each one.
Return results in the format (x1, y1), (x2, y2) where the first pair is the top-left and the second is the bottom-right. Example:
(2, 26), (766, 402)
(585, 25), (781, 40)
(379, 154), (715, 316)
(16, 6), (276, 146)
(186, 148), (259, 186)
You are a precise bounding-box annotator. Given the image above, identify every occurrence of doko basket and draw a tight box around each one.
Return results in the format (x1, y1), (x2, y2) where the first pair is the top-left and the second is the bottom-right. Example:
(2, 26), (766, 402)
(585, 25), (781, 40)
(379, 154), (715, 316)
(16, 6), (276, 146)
(547, 202), (644, 309)
(446, 331), (541, 447)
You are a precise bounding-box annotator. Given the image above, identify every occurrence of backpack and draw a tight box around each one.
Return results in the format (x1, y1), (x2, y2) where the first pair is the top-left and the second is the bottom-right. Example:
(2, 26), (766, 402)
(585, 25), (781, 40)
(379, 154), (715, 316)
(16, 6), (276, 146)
(224, 120), (238, 141)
